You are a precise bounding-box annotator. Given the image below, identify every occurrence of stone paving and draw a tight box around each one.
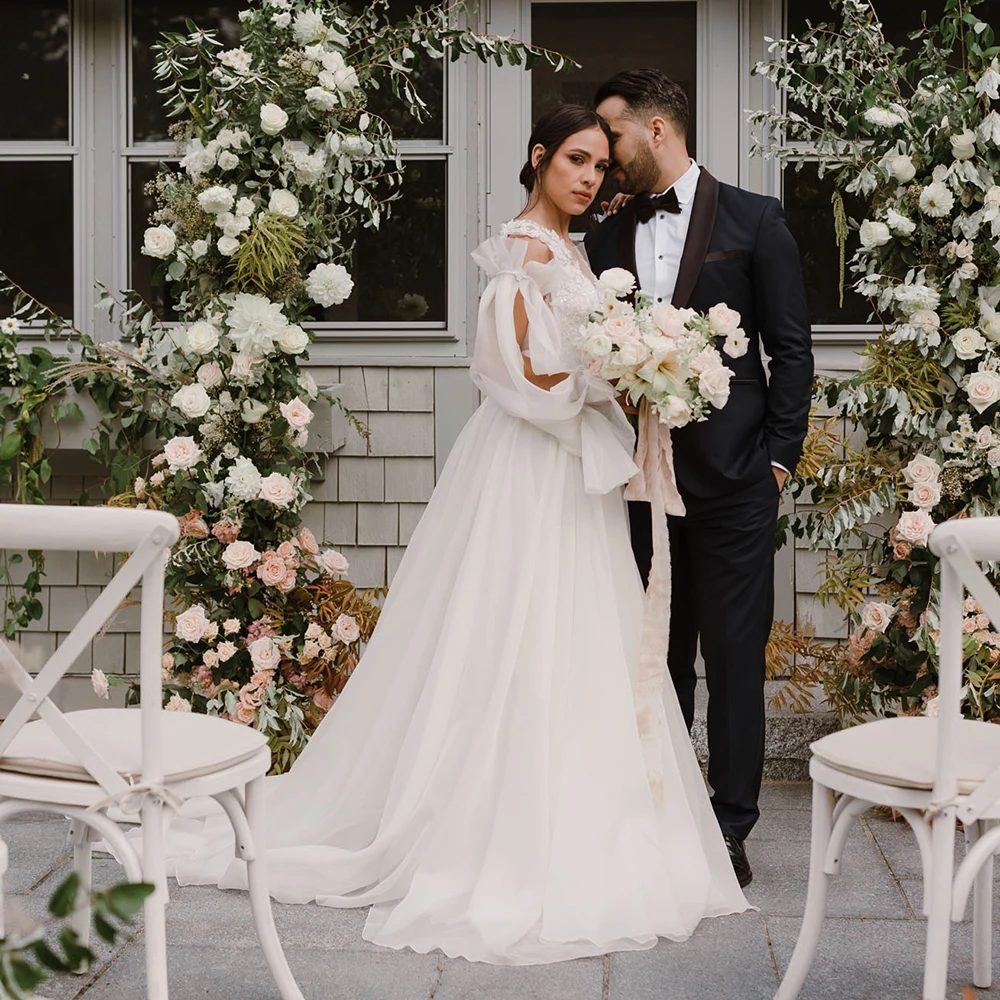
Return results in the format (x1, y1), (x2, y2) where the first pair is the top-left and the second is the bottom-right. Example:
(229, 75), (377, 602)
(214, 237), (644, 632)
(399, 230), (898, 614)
(4, 782), (1000, 1000)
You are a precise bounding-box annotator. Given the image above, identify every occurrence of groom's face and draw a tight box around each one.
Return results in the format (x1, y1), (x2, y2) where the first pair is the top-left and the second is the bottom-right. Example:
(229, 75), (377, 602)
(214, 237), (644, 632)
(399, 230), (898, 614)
(596, 96), (660, 195)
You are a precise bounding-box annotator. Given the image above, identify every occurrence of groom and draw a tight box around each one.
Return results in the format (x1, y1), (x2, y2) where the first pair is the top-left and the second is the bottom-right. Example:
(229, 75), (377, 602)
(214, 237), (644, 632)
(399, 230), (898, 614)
(586, 69), (813, 888)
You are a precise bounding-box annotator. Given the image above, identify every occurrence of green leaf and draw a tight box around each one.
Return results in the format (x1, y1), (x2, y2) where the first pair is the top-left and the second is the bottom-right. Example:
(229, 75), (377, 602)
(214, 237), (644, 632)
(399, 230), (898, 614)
(30, 939), (73, 974)
(102, 882), (155, 921)
(93, 911), (118, 943)
(48, 872), (82, 918)
(0, 431), (23, 462)
(8, 958), (46, 993)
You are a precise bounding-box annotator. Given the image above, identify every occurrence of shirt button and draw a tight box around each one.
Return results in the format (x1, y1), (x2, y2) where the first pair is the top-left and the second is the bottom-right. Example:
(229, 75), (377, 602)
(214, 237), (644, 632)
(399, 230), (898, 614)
(657, 297), (663, 302)
(659, 214), (665, 220)
(658, 255), (664, 260)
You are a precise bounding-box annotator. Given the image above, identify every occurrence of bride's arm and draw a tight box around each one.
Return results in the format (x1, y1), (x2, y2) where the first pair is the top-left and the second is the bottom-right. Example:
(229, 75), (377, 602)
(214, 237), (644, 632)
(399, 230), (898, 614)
(510, 236), (570, 391)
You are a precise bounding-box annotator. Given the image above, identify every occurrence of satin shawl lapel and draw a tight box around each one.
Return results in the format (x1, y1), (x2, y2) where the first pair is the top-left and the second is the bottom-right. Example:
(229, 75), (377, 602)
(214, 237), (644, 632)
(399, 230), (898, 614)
(671, 170), (719, 309)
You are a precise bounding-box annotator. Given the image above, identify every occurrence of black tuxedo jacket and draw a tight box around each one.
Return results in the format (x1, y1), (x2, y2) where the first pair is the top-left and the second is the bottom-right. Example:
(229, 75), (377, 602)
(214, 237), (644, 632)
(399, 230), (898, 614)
(584, 170), (814, 499)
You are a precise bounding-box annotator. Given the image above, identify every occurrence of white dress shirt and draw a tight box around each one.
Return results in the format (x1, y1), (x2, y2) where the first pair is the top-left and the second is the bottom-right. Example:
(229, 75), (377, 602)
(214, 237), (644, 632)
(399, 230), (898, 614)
(634, 160), (788, 476)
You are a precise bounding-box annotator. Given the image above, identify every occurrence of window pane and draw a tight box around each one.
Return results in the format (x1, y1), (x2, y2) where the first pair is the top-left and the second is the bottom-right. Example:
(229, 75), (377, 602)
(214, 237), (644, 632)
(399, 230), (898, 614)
(321, 160), (447, 323)
(0, 161), (74, 320)
(129, 160), (178, 320)
(531, 3), (697, 232)
(131, 2), (242, 143)
(782, 162), (870, 327)
(340, 1), (444, 140)
(0, 0), (70, 141)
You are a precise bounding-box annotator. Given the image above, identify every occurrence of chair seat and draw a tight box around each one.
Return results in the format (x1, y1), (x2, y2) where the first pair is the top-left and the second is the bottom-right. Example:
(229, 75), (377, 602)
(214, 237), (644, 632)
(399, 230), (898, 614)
(0, 708), (268, 784)
(811, 716), (1000, 794)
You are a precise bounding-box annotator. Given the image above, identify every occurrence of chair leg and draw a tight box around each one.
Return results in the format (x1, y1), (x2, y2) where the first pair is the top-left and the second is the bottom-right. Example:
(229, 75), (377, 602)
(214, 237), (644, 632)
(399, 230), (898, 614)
(141, 797), (170, 1000)
(68, 819), (94, 952)
(922, 806), (959, 1000)
(965, 820), (994, 989)
(774, 782), (837, 1000)
(0, 835), (7, 938)
(243, 776), (304, 1000)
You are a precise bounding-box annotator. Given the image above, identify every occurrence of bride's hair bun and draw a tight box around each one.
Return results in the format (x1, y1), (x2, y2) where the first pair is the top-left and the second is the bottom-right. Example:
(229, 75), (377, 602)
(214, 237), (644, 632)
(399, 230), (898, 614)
(520, 104), (614, 194)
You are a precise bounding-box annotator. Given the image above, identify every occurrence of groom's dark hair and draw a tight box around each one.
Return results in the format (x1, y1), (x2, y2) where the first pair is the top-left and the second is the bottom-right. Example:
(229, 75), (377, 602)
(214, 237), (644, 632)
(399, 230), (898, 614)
(594, 69), (689, 137)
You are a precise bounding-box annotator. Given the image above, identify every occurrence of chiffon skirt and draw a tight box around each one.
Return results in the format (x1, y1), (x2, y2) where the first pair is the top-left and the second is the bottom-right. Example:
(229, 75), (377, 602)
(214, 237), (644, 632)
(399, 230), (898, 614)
(164, 398), (750, 964)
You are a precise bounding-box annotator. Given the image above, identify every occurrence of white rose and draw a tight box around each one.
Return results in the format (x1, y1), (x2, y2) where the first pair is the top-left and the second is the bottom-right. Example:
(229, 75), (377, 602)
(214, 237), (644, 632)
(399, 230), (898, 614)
(175, 604), (211, 642)
(305, 86), (337, 112)
(690, 346), (724, 374)
(334, 613), (361, 643)
(197, 185), (234, 215)
(242, 398), (269, 424)
(707, 303), (742, 336)
(884, 153), (916, 183)
(197, 362), (223, 388)
(298, 371), (319, 399)
(318, 549), (350, 574)
(983, 316), (1000, 344)
(217, 150), (239, 171)
(919, 181), (955, 218)
(259, 102), (289, 135)
(163, 435), (202, 471)
(583, 332), (613, 358)
(909, 481), (942, 509)
(268, 189), (299, 218)
(951, 129), (978, 160)
(895, 509), (935, 546)
(217, 212), (250, 238)
(184, 320), (220, 355)
(278, 324), (309, 354)
(860, 601), (896, 634)
(651, 304), (688, 339)
(217, 235), (240, 256)
(171, 383), (212, 419)
(91, 667), (110, 700)
(142, 225), (176, 259)
(279, 397), (314, 429)
(966, 369), (1000, 413)
(320, 65), (359, 93)
(218, 640), (237, 662)
(166, 694), (192, 713)
(699, 365), (734, 409)
(235, 196), (255, 216)
(341, 135), (373, 157)
(986, 185), (1000, 207)
(614, 336), (648, 369)
(988, 446), (1000, 468)
(859, 220), (892, 248)
(190, 239), (209, 259)
(886, 208), (916, 235)
(258, 472), (297, 507)
(223, 540), (260, 570)
(272, 10), (291, 28)
(597, 267), (636, 298)
(248, 636), (282, 671)
(659, 395), (693, 428)
(902, 453), (940, 485)
(953, 328), (986, 360)
(976, 426), (997, 449)
(910, 309), (940, 335)
(305, 262), (354, 307)
(723, 332), (749, 358)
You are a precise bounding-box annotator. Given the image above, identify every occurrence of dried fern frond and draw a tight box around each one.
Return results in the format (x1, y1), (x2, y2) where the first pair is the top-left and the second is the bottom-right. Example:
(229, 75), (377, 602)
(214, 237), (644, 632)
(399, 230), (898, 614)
(766, 619), (841, 714)
(230, 212), (308, 295)
(796, 411), (846, 484)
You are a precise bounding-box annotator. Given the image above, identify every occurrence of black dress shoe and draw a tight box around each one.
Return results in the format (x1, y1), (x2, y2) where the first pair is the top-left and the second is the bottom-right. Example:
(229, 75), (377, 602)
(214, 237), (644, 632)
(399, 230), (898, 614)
(724, 835), (753, 888)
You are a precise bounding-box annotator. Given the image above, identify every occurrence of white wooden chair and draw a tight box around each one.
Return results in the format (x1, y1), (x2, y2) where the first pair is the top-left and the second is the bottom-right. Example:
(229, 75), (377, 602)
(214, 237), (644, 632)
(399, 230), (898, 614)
(775, 516), (1000, 1000)
(0, 504), (303, 1000)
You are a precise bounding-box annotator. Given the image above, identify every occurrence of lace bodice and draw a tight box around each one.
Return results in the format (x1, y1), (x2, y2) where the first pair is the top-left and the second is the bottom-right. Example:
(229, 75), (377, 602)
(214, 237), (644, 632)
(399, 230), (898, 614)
(499, 220), (602, 364)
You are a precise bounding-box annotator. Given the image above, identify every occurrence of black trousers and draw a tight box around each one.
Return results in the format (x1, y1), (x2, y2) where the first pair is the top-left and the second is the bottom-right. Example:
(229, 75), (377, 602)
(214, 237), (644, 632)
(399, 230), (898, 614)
(628, 473), (778, 840)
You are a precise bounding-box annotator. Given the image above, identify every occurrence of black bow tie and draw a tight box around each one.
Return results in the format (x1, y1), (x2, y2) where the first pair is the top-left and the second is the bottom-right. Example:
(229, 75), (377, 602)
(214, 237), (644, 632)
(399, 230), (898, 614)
(633, 188), (681, 223)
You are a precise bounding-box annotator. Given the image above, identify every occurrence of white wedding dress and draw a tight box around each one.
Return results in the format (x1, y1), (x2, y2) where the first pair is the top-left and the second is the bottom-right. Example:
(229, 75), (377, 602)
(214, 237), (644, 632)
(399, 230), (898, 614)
(164, 220), (750, 965)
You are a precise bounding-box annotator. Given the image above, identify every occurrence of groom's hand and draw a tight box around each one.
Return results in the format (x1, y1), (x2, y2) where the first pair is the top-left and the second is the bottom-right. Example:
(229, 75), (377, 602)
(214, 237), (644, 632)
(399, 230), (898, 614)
(773, 467), (788, 491)
(601, 192), (634, 216)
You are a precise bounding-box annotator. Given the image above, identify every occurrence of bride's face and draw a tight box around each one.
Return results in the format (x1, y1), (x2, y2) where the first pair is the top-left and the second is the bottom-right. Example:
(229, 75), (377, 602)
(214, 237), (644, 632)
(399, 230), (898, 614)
(532, 127), (610, 215)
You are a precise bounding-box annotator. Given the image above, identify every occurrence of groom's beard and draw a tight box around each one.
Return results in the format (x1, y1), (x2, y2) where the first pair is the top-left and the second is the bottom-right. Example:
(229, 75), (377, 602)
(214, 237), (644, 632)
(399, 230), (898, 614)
(616, 140), (660, 195)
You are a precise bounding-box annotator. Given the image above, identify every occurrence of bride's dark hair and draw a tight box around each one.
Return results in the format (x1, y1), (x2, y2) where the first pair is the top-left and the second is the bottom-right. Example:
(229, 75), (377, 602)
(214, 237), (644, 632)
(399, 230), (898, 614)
(519, 104), (614, 194)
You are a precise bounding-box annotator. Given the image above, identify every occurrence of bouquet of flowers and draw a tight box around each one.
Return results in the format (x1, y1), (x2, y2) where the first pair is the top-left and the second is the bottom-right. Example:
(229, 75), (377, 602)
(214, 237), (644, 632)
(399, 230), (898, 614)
(578, 267), (747, 425)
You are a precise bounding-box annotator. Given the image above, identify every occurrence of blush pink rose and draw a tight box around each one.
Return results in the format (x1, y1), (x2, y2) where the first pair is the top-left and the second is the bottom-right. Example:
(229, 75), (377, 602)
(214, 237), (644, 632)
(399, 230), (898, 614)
(895, 509), (935, 546)
(257, 556), (287, 587)
(233, 702), (256, 725)
(276, 568), (298, 592)
(223, 539), (259, 570)
(298, 527), (319, 554)
(318, 548), (350, 574)
(257, 472), (297, 507)
(276, 541), (299, 566)
(334, 613), (361, 644)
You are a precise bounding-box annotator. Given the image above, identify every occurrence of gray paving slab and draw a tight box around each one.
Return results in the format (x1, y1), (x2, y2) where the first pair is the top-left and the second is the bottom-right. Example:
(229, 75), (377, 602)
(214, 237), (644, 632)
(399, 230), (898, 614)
(759, 782), (813, 811)
(1, 811), (71, 892)
(743, 821), (911, 919)
(768, 915), (999, 1000)
(80, 942), (443, 1000)
(435, 955), (604, 1000)
(748, 806), (814, 842)
(608, 913), (778, 1000)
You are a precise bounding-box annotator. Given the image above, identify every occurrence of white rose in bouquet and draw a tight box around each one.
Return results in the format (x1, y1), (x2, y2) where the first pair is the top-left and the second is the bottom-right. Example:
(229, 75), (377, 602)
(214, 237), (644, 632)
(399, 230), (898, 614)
(690, 346), (723, 374)
(180, 137), (218, 177)
(175, 604), (211, 642)
(259, 102), (289, 135)
(163, 436), (202, 471)
(953, 328), (986, 360)
(859, 220), (891, 248)
(197, 185), (234, 215)
(659, 395), (693, 428)
(258, 472), (297, 507)
(615, 336), (649, 369)
(248, 636), (282, 671)
(298, 371), (319, 399)
(291, 149), (327, 185)
(882, 153), (916, 183)
(652, 303), (688, 339)
(171, 384), (212, 419)
(909, 481), (942, 509)
(184, 320), (220, 355)
(902, 453), (941, 485)
(895, 509), (935, 546)
(305, 262), (354, 307)
(860, 601), (896, 634)
(217, 151), (239, 172)
(217, 235), (240, 256)
(91, 667), (110, 700)
(242, 398), (269, 424)
(707, 303), (741, 335)
(142, 225), (176, 259)
(989, 446), (1000, 468)
(951, 129), (977, 160)
(190, 239), (209, 259)
(598, 268), (636, 297)
(268, 189), (299, 218)
(698, 365), (733, 409)
(582, 332), (613, 358)
(305, 86), (338, 112)
(334, 613), (361, 643)
(982, 315), (1000, 343)
(197, 362), (224, 388)
(222, 540), (260, 570)
(279, 397), (314, 429)
(342, 135), (373, 157)
(278, 324), (309, 354)
(966, 369), (1000, 412)
(217, 212), (251, 238)
(886, 208), (916, 235)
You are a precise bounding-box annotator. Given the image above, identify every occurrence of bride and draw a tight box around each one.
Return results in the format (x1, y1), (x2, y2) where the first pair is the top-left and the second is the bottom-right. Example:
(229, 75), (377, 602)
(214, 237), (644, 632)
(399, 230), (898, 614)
(167, 103), (750, 965)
